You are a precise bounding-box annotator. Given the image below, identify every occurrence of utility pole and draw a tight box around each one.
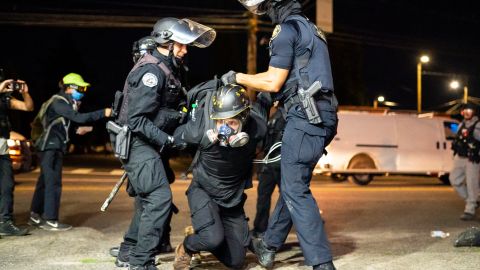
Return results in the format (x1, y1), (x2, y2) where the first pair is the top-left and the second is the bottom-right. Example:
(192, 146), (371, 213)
(247, 13), (258, 100)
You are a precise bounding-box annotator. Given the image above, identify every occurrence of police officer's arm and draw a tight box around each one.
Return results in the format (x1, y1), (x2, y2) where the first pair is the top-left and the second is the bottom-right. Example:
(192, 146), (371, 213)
(9, 80), (34, 112)
(236, 23), (296, 93)
(126, 66), (170, 147)
(173, 105), (205, 145)
(51, 100), (105, 124)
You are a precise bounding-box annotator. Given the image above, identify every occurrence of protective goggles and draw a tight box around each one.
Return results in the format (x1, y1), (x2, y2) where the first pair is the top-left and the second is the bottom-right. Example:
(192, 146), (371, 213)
(65, 84), (88, 93)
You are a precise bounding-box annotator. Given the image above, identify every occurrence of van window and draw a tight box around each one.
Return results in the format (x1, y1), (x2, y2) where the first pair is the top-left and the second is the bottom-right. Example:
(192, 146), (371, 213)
(444, 121), (459, 140)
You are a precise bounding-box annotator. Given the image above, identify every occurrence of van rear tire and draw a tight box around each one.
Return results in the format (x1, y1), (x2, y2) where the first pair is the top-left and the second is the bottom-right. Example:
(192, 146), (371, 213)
(348, 154), (376, 186)
(439, 174), (451, 185)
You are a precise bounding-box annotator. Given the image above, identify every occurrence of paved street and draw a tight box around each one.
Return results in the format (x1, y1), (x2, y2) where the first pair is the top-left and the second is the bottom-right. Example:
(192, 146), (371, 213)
(1, 154), (480, 270)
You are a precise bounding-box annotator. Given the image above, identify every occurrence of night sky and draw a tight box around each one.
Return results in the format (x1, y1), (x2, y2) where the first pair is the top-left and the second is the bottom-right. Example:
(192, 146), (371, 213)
(1, 0), (479, 138)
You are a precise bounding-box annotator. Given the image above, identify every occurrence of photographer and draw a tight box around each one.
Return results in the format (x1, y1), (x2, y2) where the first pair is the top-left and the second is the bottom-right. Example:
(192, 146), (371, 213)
(0, 77), (33, 236)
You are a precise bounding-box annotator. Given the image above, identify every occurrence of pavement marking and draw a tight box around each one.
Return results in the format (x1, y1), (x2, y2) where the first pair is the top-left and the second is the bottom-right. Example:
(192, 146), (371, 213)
(109, 169), (124, 175)
(70, 168), (94, 174)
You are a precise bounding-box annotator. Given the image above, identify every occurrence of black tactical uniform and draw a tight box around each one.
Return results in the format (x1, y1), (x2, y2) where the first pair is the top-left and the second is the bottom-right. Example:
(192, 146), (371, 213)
(30, 91), (105, 223)
(174, 83), (269, 269)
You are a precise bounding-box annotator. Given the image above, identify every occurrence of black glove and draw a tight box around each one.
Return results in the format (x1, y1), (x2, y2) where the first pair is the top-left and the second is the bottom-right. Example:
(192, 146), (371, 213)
(221, 70), (237, 85)
(167, 133), (187, 150)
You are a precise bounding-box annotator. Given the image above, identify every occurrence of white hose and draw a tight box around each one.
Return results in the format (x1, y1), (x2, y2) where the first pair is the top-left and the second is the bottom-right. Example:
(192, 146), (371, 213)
(253, 142), (282, 164)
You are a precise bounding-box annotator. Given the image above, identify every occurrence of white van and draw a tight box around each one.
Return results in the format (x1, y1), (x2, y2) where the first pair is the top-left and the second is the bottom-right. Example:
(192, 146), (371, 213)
(314, 110), (459, 185)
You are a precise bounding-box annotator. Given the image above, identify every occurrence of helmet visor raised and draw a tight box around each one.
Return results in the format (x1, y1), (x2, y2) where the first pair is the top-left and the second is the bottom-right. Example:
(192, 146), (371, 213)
(238, 0), (268, 15)
(169, 19), (216, 48)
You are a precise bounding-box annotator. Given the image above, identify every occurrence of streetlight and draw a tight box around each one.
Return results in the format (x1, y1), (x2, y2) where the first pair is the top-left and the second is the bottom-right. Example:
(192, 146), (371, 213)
(417, 54), (430, 113)
(373, 96), (385, 109)
(449, 80), (468, 103)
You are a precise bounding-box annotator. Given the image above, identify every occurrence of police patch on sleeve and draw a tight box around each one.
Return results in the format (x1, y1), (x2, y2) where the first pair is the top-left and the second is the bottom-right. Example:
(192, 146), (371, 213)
(142, 73), (158, 87)
(271, 25), (281, 41)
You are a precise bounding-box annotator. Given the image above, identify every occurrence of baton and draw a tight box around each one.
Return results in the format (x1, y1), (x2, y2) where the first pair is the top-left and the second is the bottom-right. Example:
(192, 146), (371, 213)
(101, 172), (128, 212)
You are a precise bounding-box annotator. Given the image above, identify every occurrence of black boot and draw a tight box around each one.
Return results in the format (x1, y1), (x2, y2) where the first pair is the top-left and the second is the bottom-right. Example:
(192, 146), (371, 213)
(109, 246), (119, 257)
(115, 243), (130, 267)
(250, 238), (275, 268)
(313, 261), (336, 270)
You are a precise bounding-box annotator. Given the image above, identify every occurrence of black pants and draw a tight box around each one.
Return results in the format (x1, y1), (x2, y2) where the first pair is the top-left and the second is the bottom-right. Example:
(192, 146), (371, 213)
(30, 150), (63, 220)
(253, 164), (280, 234)
(120, 196), (174, 254)
(0, 155), (14, 222)
(123, 145), (172, 267)
(184, 185), (249, 270)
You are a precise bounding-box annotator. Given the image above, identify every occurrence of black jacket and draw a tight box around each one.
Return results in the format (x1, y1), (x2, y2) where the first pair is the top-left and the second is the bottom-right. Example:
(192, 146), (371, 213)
(43, 92), (104, 152)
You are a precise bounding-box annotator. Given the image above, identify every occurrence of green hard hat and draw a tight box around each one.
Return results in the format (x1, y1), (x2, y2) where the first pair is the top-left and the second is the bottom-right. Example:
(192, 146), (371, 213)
(62, 73), (90, 87)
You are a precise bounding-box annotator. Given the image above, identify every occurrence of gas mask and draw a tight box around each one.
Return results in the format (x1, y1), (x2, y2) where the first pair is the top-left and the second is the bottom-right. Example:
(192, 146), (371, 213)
(206, 122), (249, 148)
(71, 89), (84, 101)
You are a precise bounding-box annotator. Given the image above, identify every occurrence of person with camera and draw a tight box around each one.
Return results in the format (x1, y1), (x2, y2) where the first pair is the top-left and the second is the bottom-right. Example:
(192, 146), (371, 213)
(172, 84), (270, 270)
(0, 77), (33, 236)
(110, 18), (215, 270)
(450, 103), (480, 221)
(28, 73), (111, 231)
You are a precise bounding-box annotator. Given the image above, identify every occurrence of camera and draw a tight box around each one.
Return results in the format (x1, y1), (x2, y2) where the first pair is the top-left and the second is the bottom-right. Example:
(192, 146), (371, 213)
(10, 81), (24, 91)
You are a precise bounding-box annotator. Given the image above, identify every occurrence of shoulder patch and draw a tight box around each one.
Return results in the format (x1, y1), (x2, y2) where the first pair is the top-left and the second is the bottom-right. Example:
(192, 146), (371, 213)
(142, 73), (158, 87)
(271, 25), (281, 41)
(314, 25), (327, 43)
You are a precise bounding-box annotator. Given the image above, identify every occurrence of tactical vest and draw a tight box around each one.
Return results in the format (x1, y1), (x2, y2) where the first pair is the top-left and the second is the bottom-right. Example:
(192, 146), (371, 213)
(0, 94), (11, 139)
(276, 15), (334, 102)
(453, 120), (480, 162)
(116, 53), (183, 126)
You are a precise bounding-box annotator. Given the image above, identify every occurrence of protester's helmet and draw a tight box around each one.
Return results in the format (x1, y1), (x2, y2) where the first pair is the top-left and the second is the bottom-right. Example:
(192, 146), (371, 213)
(151, 17), (216, 48)
(211, 84), (250, 121)
(61, 73), (90, 92)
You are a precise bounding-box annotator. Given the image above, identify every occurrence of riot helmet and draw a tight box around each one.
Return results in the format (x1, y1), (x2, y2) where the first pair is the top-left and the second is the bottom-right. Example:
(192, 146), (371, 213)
(151, 17), (216, 48)
(461, 103), (478, 120)
(132, 36), (156, 63)
(211, 84), (250, 121)
(210, 84), (251, 147)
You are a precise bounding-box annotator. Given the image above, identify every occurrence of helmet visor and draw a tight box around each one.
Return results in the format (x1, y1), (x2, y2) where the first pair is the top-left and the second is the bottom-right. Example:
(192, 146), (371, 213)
(169, 19), (216, 48)
(238, 0), (268, 15)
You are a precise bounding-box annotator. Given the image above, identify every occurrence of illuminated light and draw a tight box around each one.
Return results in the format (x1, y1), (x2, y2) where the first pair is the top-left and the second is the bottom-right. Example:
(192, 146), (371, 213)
(9, 150), (21, 155)
(420, 55), (430, 63)
(7, 139), (16, 147)
(449, 80), (460, 90)
(377, 96), (385, 102)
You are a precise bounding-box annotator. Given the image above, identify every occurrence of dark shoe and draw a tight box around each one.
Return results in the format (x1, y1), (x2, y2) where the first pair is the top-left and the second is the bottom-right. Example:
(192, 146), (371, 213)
(129, 264), (157, 270)
(116, 257), (129, 268)
(28, 212), (45, 227)
(313, 261), (336, 270)
(173, 243), (192, 270)
(40, 220), (72, 231)
(0, 220), (29, 236)
(110, 246), (119, 257)
(250, 238), (275, 269)
(460, 212), (475, 221)
(157, 241), (173, 253)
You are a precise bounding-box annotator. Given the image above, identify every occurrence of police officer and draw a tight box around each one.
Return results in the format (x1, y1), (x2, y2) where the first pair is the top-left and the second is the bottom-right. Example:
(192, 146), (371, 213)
(0, 76), (33, 236)
(450, 103), (480, 221)
(252, 103), (285, 238)
(222, 1), (338, 269)
(111, 36), (185, 268)
(172, 83), (269, 270)
(28, 73), (111, 231)
(112, 18), (215, 270)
